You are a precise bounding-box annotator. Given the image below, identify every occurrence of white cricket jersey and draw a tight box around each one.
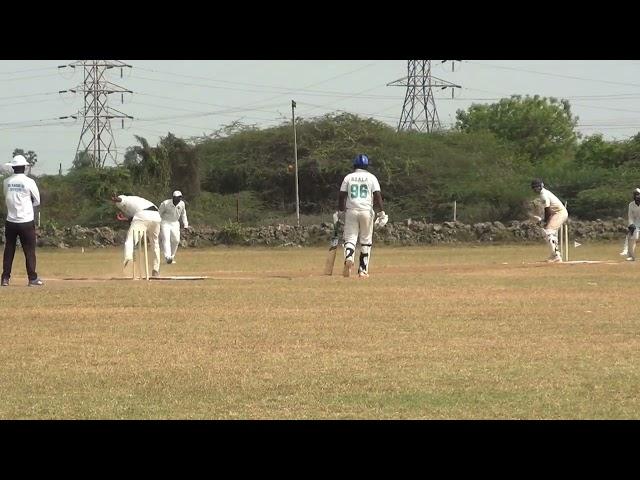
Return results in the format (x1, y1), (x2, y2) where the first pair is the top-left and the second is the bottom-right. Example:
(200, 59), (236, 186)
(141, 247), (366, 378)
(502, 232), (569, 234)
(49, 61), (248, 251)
(159, 199), (189, 228)
(539, 188), (566, 214)
(116, 195), (157, 218)
(3, 173), (40, 223)
(628, 201), (640, 227)
(340, 169), (381, 211)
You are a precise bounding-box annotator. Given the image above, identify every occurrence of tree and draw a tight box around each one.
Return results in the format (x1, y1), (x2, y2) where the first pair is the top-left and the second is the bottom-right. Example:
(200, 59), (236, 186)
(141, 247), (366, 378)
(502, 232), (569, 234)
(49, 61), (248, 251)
(574, 134), (625, 168)
(455, 95), (579, 163)
(72, 150), (94, 170)
(123, 135), (171, 193)
(158, 133), (200, 199)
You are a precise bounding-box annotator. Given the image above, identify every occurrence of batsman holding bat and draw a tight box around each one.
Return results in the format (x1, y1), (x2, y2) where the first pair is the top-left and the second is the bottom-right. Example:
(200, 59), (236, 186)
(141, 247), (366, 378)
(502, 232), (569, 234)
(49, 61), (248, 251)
(337, 153), (388, 278)
(531, 178), (568, 263)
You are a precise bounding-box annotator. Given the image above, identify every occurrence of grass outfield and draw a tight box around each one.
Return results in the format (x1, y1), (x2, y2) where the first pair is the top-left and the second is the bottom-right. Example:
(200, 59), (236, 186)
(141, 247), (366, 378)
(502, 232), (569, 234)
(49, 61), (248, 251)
(0, 242), (638, 419)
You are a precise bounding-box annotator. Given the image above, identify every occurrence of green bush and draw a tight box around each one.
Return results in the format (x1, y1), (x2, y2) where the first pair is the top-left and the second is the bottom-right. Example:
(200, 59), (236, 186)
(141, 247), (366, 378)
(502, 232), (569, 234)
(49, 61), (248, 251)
(217, 221), (245, 244)
(572, 187), (629, 220)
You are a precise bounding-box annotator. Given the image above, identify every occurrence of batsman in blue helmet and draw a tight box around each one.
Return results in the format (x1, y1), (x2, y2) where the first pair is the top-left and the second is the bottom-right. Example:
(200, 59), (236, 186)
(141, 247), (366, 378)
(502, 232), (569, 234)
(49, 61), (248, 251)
(334, 153), (388, 278)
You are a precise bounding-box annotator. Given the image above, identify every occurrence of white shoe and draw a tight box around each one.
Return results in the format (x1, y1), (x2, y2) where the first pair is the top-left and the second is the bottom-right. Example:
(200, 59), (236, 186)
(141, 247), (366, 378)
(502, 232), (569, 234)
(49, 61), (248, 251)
(171, 258), (176, 264)
(626, 256), (635, 262)
(358, 270), (369, 278)
(547, 255), (563, 263)
(620, 251), (629, 256)
(343, 258), (354, 277)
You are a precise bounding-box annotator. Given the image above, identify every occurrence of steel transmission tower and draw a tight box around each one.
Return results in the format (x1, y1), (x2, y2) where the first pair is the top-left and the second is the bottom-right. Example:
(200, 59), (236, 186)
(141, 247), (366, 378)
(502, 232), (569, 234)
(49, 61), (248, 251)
(59, 60), (133, 168)
(387, 60), (461, 133)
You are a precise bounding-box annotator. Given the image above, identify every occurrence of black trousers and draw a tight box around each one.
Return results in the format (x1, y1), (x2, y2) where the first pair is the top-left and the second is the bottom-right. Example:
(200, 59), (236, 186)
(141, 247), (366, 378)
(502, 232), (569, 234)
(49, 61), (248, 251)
(2, 220), (38, 281)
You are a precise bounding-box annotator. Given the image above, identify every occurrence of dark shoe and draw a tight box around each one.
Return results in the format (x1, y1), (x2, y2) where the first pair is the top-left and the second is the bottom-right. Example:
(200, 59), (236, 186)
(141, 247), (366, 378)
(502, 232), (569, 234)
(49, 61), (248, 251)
(152, 270), (160, 277)
(1, 278), (9, 287)
(28, 278), (44, 287)
(166, 257), (173, 264)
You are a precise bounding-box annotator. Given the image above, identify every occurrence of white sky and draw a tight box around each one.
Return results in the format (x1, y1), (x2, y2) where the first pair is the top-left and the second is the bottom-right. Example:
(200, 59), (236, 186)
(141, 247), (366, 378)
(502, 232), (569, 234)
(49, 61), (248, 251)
(2, 60), (640, 175)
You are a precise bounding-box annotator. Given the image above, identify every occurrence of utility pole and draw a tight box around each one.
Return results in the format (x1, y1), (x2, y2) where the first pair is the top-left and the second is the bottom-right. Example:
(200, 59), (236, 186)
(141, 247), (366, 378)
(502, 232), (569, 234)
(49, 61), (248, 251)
(387, 60), (461, 133)
(291, 99), (300, 227)
(59, 60), (133, 168)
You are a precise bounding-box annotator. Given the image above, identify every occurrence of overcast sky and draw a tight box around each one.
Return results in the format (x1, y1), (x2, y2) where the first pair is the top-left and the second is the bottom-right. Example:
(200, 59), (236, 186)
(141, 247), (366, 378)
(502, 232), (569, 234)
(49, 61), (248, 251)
(2, 60), (640, 175)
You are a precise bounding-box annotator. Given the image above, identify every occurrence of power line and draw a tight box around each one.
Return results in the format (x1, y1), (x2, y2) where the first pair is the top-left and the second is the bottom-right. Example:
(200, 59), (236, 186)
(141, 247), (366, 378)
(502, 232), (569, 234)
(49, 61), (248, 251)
(133, 93), (284, 115)
(131, 73), (404, 100)
(134, 62), (378, 95)
(0, 91), (61, 101)
(0, 66), (56, 75)
(129, 63), (384, 116)
(0, 73), (60, 82)
(466, 61), (640, 89)
(0, 120), (73, 131)
(0, 96), (68, 109)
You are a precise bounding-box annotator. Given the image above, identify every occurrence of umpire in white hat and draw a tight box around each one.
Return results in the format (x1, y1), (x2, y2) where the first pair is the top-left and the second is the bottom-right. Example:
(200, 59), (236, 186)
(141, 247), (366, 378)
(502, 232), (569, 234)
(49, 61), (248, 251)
(2, 155), (43, 286)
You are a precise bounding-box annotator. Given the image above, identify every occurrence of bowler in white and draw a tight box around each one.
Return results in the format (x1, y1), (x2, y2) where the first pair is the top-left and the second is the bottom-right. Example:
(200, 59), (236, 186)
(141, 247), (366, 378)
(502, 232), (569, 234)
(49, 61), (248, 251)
(111, 194), (162, 276)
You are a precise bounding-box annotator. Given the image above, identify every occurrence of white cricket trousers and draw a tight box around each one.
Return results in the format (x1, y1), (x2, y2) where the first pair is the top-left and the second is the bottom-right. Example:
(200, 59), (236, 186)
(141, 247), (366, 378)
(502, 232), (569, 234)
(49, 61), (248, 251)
(628, 224), (640, 258)
(124, 210), (161, 272)
(343, 208), (375, 247)
(543, 210), (568, 257)
(160, 221), (181, 259)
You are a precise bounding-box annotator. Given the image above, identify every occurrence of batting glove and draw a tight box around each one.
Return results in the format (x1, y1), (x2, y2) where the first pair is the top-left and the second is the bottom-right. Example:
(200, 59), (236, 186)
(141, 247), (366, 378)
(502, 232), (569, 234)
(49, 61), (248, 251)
(629, 224), (636, 235)
(374, 211), (389, 228)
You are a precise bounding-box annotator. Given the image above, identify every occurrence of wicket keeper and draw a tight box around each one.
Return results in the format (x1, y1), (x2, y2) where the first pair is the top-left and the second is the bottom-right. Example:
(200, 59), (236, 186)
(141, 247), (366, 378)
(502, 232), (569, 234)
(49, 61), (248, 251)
(625, 188), (640, 261)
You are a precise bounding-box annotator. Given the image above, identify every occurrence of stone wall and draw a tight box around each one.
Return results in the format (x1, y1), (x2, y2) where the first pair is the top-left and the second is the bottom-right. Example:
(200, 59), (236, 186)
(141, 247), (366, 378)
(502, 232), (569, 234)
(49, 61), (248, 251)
(0, 218), (630, 248)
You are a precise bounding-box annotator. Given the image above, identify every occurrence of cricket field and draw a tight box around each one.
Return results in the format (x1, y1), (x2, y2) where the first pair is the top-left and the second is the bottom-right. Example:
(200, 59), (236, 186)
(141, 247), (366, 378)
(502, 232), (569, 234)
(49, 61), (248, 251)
(0, 242), (638, 419)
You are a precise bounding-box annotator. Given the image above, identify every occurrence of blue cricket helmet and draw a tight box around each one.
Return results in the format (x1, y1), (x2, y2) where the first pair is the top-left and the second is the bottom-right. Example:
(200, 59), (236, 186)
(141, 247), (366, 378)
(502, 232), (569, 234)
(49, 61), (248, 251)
(353, 154), (369, 168)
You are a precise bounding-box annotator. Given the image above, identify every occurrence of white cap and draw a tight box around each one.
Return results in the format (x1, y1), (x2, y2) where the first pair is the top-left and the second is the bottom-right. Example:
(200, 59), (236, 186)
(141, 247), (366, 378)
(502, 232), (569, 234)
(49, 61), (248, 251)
(6, 155), (29, 167)
(172, 190), (182, 197)
(634, 188), (640, 195)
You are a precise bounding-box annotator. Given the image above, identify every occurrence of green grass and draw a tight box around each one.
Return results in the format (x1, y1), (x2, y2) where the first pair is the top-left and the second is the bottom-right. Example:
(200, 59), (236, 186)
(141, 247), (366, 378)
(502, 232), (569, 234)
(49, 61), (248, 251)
(0, 242), (639, 419)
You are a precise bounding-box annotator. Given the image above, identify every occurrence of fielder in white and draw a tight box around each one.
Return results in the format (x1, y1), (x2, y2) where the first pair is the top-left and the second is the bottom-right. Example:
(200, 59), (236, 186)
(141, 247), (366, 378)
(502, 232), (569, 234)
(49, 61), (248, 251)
(111, 194), (162, 277)
(624, 188), (640, 261)
(159, 190), (189, 264)
(531, 179), (568, 263)
(337, 153), (388, 278)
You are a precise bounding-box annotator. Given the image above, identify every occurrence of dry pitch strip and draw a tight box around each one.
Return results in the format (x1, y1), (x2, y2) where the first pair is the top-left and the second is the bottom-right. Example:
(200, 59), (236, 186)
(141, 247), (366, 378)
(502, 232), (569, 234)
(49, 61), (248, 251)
(56, 226), (628, 282)
(61, 231), (210, 281)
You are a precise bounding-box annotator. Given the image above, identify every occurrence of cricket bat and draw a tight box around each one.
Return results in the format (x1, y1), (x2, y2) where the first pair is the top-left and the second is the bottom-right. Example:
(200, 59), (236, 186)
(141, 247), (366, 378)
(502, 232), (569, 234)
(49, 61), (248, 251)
(323, 221), (341, 275)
